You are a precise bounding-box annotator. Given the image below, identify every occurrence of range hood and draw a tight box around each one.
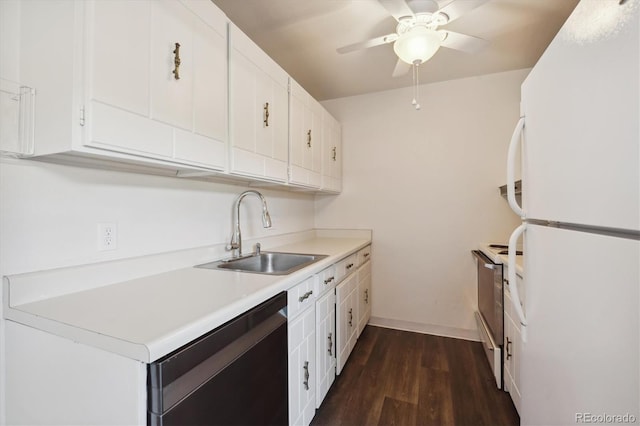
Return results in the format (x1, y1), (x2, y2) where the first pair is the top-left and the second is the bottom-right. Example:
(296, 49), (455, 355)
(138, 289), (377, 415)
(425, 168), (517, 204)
(499, 180), (521, 198)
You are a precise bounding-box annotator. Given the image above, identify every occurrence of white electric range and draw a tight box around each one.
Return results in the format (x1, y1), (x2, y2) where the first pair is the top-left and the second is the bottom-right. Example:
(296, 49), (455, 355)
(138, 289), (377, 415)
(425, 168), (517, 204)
(472, 243), (523, 389)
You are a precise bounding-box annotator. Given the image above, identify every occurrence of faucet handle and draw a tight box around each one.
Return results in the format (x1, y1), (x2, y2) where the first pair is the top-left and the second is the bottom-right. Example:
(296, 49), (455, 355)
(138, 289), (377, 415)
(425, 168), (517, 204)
(255, 242), (261, 255)
(226, 242), (239, 252)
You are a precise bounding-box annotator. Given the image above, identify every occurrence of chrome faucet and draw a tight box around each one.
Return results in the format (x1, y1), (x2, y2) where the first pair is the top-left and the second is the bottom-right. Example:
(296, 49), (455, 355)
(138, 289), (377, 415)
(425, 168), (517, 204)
(227, 190), (272, 258)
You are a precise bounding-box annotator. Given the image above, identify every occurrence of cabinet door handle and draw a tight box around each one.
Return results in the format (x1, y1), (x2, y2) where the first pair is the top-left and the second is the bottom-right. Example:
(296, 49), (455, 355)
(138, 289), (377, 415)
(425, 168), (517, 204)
(348, 308), (353, 327)
(263, 102), (269, 127)
(346, 263), (354, 270)
(172, 42), (181, 80)
(332, 146), (337, 161)
(303, 361), (310, 390)
(328, 332), (333, 356)
(363, 252), (370, 258)
(324, 276), (335, 285)
(298, 290), (313, 302)
(307, 129), (312, 147)
(364, 289), (369, 304)
(506, 338), (512, 360)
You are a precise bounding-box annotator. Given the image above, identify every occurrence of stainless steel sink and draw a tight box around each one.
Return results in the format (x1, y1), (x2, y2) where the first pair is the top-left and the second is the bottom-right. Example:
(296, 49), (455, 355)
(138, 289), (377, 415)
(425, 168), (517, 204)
(196, 252), (328, 275)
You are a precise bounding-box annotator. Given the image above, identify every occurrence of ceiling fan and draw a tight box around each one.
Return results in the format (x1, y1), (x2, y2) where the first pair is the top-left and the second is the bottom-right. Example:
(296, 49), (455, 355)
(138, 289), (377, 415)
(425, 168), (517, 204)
(337, 0), (489, 78)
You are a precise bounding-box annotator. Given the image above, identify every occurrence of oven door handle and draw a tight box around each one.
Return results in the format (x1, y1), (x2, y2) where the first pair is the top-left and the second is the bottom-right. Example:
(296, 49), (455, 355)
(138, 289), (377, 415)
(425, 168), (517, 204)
(471, 250), (498, 270)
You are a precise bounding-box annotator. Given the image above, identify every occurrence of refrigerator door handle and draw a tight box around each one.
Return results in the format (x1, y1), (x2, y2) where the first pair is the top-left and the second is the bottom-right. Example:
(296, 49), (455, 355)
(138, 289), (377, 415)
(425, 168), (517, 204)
(509, 223), (528, 342)
(507, 117), (526, 218)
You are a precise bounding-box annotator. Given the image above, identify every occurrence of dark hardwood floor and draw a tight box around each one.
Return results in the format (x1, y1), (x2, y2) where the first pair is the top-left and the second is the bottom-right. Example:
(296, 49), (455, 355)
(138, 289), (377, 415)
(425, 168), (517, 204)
(311, 326), (519, 426)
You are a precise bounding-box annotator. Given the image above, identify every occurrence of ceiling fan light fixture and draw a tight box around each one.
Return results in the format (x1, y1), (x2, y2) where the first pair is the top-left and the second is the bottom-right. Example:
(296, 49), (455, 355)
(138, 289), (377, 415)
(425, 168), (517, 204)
(393, 25), (441, 65)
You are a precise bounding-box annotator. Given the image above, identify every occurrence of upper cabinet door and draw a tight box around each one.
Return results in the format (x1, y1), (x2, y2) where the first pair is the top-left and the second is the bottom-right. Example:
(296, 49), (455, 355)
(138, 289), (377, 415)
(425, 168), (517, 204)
(90, 0), (151, 120)
(85, 0), (226, 169)
(150, 1), (193, 131)
(320, 109), (342, 193)
(289, 79), (321, 188)
(229, 24), (288, 183)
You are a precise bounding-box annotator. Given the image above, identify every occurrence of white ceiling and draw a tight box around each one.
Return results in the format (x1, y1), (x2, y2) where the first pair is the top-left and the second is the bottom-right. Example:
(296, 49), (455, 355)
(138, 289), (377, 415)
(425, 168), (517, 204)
(212, 0), (579, 101)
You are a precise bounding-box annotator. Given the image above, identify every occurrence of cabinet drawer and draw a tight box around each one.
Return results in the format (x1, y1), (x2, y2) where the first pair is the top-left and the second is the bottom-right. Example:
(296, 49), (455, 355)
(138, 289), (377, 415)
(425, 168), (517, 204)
(335, 254), (357, 283)
(315, 265), (337, 297)
(288, 276), (316, 320)
(357, 245), (371, 266)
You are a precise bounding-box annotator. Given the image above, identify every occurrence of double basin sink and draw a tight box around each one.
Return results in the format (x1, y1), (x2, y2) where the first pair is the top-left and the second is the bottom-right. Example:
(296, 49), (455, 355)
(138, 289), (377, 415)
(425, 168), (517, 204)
(197, 251), (328, 275)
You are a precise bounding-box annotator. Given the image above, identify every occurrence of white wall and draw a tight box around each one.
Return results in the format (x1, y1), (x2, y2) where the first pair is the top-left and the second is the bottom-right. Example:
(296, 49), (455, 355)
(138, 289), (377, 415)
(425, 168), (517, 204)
(0, 159), (315, 276)
(316, 69), (528, 339)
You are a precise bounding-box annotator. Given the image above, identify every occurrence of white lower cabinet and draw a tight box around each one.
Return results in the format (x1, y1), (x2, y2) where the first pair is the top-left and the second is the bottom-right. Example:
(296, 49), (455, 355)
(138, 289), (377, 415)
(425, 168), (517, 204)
(288, 277), (317, 426)
(314, 265), (337, 408)
(356, 260), (372, 337)
(503, 266), (523, 414)
(336, 273), (358, 375)
(5, 321), (146, 425)
(288, 244), (372, 422)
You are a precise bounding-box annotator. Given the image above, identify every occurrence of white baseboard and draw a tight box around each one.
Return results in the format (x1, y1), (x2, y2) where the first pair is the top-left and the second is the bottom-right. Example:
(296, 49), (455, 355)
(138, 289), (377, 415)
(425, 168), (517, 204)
(368, 316), (480, 342)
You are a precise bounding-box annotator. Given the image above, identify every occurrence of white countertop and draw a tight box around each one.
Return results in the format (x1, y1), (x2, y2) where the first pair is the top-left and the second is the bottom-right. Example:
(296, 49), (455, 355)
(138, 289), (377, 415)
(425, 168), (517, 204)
(4, 232), (371, 363)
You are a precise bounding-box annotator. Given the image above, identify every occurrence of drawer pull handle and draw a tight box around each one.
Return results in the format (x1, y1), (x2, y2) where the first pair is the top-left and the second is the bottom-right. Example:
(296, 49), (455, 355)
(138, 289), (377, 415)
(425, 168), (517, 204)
(263, 102), (269, 127)
(346, 263), (354, 270)
(348, 308), (353, 327)
(299, 290), (313, 302)
(172, 42), (181, 80)
(363, 252), (370, 258)
(324, 276), (335, 285)
(328, 333), (333, 356)
(303, 361), (310, 390)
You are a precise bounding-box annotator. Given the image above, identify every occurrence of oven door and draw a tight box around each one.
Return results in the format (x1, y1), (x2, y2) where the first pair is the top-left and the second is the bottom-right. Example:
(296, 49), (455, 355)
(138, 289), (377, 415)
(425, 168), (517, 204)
(472, 250), (504, 388)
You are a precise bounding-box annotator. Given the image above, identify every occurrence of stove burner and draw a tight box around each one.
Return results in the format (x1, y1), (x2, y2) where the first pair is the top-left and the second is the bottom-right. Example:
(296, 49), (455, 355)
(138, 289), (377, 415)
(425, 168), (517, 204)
(498, 250), (523, 255)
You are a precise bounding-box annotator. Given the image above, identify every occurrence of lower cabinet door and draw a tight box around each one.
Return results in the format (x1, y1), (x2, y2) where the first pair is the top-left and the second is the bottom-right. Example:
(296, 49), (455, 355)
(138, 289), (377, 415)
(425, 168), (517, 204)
(336, 274), (357, 375)
(288, 306), (316, 426)
(315, 290), (336, 408)
(357, 262), (371, 336)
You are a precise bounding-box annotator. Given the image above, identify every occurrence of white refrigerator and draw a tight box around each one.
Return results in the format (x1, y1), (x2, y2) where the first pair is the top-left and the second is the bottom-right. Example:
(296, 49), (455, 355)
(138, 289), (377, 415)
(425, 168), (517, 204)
(504, 1), (640, 425)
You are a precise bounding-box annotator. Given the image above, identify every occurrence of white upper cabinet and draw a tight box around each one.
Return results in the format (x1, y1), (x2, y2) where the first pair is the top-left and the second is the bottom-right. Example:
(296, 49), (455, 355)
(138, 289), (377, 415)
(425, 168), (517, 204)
(228, 23), (288, 183)
(14, 0), (227, 171)
(86, 0), (227, 169)
(289, 79), (322, 189)
(320, 109), (342, 193)
(6, 0), (343, 191)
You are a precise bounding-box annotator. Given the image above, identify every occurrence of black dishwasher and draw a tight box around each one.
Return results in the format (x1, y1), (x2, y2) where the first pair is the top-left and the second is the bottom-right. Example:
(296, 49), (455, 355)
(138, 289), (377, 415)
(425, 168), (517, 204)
(148, 292), (288, 426)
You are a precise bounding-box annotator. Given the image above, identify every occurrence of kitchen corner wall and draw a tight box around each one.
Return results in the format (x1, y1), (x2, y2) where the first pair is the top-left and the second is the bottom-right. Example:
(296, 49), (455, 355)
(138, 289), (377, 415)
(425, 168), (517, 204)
(316, 68), (528, 339)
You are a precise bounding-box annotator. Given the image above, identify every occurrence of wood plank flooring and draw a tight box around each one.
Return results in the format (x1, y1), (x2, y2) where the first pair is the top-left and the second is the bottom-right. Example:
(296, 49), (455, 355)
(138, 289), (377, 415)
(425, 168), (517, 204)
(311, 326), (519, 426)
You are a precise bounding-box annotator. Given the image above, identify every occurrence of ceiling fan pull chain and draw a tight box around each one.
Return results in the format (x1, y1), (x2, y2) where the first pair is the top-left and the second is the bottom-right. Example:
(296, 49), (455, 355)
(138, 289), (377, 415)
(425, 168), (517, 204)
(411, 63), (417, 106)
(412, 62), (421, 111)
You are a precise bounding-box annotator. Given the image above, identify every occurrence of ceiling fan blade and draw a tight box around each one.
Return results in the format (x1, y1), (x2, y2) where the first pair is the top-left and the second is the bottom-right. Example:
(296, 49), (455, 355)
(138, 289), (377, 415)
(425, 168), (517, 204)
(336, 33), (398, 54)
(439, 30), (488, 53)
(392, 59), (411, 77)
(437, 0), (488, 23)
(378, 0), (414, 21)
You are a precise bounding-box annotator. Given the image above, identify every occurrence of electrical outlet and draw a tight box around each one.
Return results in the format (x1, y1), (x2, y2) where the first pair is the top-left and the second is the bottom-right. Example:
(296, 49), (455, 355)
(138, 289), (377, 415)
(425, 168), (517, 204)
(97, 223), (117, 251)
